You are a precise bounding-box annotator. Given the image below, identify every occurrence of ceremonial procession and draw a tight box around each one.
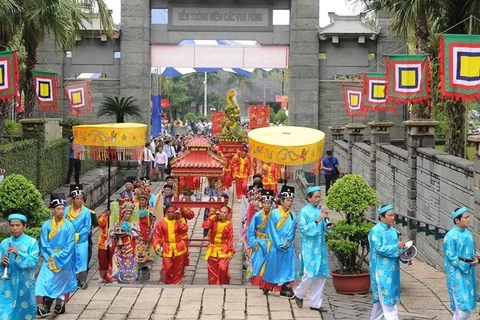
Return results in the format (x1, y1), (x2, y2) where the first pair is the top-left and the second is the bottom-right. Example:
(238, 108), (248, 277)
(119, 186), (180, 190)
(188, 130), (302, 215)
(4, 0), (480, 319)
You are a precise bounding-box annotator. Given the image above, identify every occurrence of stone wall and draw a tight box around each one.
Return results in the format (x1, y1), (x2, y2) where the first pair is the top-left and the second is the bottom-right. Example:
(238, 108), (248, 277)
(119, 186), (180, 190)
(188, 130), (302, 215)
(351, 143), (371, 183)
(333, 140), (348, 167)
(376, 144), (409, 217)
(333, 139), (479, 274)
(415, 148), (476, 268)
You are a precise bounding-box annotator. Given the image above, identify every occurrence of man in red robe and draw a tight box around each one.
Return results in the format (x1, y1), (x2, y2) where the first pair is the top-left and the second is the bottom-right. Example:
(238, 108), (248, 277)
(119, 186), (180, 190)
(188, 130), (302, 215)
(202, 205), (236, 285)
(153, 206), (188, 284)
(231, 148), (251, 201)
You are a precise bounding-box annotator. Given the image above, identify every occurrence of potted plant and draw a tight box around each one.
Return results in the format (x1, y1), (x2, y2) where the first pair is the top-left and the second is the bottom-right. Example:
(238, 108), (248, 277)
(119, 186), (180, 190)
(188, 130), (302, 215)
(324, 174), (380, 295)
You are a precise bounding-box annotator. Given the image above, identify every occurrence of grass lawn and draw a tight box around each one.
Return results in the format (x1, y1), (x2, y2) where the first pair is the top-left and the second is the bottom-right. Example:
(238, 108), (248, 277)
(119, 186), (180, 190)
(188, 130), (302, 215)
(435, 144), (476, 161)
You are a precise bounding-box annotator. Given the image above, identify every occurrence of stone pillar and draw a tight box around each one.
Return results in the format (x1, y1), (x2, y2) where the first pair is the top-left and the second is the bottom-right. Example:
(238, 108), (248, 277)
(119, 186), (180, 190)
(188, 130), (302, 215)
(328, 125), (346, 152)
(20, 119), (47, 190)
(368, 121), (394, 219)
(289, 0), (320, 128)
(468, 135), (480, 156)
(121, 0), (151, 135)
(345, 124), (366, 175)
(404, 120), (438, 241)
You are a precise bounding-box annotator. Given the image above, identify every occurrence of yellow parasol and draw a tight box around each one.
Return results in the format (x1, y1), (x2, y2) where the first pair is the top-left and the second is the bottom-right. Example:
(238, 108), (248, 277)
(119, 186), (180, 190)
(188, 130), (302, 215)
(72, 123), (147, 211)
(248, 126), (325, 166)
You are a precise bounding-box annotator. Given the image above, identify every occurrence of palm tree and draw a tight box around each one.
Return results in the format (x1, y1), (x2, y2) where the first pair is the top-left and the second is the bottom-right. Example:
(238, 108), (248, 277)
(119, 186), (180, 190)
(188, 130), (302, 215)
(98, 96), (143, 123)
(21, 0), (113, 117)
(356, 0), (480, 157)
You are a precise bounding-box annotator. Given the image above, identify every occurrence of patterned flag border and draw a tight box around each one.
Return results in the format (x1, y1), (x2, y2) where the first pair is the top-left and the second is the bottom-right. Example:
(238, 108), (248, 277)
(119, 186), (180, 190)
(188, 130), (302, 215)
(385, 54), (430, 104)
(33, 71), (59, 112)
(64, 80), (92, 115)
(0, 51), (19, 102)
(362, 72), (396, 113)
(341, 83), (366, 118)
(439, 34), (480, 101)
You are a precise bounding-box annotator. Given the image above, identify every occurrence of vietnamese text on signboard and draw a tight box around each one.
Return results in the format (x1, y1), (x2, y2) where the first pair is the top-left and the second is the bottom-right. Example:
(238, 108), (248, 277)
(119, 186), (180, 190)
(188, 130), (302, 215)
(170, 7), (271, 30)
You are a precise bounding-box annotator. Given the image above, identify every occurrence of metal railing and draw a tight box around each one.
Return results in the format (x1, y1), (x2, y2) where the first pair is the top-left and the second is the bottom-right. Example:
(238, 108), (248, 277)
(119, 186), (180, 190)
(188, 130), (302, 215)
(365, 213), (448, 240)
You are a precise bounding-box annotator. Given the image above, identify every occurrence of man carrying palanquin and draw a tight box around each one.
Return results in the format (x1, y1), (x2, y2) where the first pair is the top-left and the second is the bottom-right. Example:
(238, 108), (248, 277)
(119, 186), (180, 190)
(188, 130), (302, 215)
(153, 205), (189, 284)
(202, 205), (236, 285)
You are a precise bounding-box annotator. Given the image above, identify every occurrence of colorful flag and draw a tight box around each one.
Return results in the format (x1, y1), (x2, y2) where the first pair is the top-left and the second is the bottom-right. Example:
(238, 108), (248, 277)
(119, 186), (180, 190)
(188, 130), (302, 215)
(161, 98), (170, 107)
(0, 51), (19, 102)
(385, 54), (430, 104)
(341, 83), (365, 117)
(362, 72), (396, 113)
(33, 71), (59, 112)
(64, 80), (92, 115)
(249, 105), (270, 129)
(439, 34), (480, 101)
(211, 111), (225, 136)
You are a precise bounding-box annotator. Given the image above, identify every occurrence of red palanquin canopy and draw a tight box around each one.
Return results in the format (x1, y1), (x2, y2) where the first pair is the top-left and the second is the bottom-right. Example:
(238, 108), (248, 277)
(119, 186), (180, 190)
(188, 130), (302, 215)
(171, 135), (226, 177)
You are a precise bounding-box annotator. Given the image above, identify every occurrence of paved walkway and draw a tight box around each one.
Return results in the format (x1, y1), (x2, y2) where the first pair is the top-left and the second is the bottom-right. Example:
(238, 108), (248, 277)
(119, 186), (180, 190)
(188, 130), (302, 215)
(44, 175), (474, 319)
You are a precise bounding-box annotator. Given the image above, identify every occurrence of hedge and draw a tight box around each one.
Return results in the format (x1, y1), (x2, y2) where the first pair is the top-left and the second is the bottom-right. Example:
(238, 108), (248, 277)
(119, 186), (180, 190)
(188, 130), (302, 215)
(40, 138), (96, 194)
(0, 139), (37, 183)
(40, 139), (70, 194)
(1, 138), (97, 196)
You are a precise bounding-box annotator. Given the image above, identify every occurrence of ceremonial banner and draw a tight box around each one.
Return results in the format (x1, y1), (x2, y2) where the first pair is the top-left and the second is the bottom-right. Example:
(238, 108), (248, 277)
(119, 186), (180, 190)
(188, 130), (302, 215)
(33, 71), (59, 112)
(385, 54), (430, 104)
(341, 83), (365, 117)
(0, 51), (19, 101)
(64, 80), (92, 115)
(439, 34), (480, 101)
(249, 105), (270, 129)
(211, 111), (225, 136)
(161, 98), (170, 107)
(362, 72), (395, 113)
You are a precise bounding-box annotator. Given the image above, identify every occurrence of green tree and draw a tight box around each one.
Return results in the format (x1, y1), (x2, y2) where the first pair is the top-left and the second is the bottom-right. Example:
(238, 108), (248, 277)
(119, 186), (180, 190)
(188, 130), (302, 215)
(357, 0), (480, 157)
(274, 109), (288, 124)
(183, 112), (197, 123)
(208, 92), (226, 111)
(269, 107), (276, 123)
(168, 78), (190, 120)
(98, 96), (142, 123)
(183, 72), (220, 115)
(0, 174), (50, 228)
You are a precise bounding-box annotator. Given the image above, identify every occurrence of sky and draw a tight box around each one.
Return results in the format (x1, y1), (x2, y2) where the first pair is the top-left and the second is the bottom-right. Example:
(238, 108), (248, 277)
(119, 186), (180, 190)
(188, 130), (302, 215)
(103, 0), (361, 27)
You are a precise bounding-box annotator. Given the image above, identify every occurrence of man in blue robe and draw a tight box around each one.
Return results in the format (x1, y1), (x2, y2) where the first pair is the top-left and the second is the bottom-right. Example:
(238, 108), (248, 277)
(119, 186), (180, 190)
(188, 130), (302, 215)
(293, 186), (331, 313)
(64, 184), (92, 289)
(263, 185), (297, 298)
(0, 213), (39, 320)
(247, 189), (274, 288)
(368, 204), (406, 320)
(36, 193), (77, 317)
(444, 206), (478, 319)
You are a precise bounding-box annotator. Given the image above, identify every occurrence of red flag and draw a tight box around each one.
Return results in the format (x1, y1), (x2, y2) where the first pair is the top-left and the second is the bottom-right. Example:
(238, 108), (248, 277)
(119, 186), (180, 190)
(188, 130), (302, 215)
(211, 112), (225, 136)
(249, 105), (270, 129)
